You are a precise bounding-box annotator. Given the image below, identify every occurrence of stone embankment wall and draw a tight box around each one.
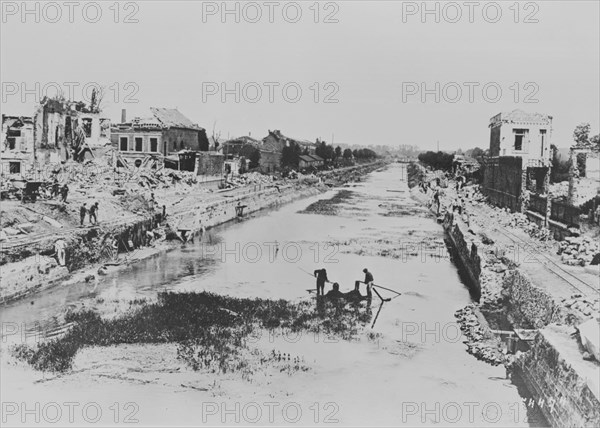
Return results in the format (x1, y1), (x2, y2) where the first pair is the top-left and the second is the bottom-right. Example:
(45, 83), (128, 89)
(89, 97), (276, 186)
(517, 325), (600, 428)
(442, 212), (482, 299)
(407, 161), (600, 428)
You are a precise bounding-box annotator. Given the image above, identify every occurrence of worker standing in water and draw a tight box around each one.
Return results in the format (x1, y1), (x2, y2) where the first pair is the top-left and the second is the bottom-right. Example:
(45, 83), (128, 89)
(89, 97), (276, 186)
(355, 268), (374, 299)
(313, 268), (329, 296)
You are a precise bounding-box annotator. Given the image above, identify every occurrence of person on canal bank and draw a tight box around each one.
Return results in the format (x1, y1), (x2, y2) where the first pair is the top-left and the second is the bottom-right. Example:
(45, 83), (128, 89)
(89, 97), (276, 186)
(80, 203), (87, 226)
(51, 177), (60, 199)
(89, 201), (99, 225)
(314, 268), (329, 296)
(60, 184), (69, 203)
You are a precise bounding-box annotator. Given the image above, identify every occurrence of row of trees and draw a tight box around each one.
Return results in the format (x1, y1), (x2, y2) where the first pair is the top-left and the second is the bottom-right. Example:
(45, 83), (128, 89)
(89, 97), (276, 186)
(281, 141), (378, 169)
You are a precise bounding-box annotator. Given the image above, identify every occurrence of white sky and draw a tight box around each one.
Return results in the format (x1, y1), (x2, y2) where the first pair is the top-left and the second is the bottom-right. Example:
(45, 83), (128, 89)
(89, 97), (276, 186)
(1, 0), (599, 150)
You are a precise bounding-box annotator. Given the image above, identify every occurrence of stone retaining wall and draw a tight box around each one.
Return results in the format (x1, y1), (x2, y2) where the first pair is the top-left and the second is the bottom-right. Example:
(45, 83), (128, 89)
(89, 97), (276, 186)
(516, 325), (600, 427)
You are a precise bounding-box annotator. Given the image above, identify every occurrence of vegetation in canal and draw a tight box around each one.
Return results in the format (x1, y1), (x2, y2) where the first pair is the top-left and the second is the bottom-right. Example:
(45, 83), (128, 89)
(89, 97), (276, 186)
(11, 291), (372, 374)
(300, 190), (354, 215)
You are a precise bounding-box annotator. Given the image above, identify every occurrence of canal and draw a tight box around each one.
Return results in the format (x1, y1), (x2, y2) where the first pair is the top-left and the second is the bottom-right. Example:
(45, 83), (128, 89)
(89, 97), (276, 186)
(1, 163), (547, 426)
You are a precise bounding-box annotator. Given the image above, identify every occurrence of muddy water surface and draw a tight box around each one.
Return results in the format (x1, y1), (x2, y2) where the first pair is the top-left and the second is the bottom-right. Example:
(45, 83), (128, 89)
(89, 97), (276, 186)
(1, 164), (547, 426)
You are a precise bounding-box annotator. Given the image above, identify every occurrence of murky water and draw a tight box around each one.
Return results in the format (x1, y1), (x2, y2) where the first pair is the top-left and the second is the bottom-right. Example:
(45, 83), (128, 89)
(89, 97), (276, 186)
(0, 164), (547, 426)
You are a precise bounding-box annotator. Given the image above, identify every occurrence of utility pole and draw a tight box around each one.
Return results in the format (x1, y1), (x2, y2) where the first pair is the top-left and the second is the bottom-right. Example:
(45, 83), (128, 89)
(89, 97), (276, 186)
(437, 140), (439, 152)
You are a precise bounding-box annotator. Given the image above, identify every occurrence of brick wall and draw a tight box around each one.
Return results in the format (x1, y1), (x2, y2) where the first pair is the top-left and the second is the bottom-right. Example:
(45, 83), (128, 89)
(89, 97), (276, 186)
(482, 156), (524, 211)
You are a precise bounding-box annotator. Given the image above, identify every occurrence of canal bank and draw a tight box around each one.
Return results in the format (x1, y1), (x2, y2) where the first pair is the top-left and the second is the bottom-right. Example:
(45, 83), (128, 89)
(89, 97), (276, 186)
(2, 163), (546, 426)
(408, 162), (600, 427)
(0, 162), (386, 305)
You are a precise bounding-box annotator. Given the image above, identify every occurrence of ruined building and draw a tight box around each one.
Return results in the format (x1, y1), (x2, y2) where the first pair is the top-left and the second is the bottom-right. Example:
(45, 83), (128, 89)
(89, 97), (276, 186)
(482, 109), (553, 213)
(1, 115), (34, 176)
(33, 97), (110, 165)
(111, 108), (209, 168)
(110, 108), (220, 178)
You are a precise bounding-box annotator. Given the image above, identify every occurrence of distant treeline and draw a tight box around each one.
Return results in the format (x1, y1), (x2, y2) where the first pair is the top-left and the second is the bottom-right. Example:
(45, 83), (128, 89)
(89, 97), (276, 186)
(417, 151), (454, 171)
(281, 141), (377, 169)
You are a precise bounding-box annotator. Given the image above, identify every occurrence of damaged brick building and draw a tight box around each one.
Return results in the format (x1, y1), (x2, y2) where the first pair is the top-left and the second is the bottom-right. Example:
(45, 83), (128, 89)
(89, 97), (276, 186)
(110, 107), (210, 169)
(483, 110), (553, 213)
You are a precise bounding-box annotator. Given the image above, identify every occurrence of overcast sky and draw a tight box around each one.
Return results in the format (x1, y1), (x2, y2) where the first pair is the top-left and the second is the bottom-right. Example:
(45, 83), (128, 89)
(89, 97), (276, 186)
(1, 0), (599, 150)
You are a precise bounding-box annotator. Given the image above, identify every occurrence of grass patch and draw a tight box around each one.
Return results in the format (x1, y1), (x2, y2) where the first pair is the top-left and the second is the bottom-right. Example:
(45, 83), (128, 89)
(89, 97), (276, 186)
(300, 190), (354, 215)
(11, 291), (372, 374)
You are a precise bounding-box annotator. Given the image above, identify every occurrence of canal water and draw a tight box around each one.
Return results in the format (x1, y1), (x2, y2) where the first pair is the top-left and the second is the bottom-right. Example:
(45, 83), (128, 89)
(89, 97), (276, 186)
(1, 163), (547, 426)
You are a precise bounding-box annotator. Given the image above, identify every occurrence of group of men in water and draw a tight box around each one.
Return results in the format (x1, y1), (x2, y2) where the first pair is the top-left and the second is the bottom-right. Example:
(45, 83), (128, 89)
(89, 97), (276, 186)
(313, 267), (374, 301)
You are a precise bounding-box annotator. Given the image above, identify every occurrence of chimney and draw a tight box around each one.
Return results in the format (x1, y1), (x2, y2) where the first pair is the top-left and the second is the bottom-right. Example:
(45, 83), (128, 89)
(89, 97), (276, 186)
(121, 109), (127, 123)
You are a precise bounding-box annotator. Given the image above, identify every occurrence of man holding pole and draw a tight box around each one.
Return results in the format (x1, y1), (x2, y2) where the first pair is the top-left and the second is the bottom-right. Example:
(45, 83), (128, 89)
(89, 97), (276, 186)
(355, 268), (374, 299)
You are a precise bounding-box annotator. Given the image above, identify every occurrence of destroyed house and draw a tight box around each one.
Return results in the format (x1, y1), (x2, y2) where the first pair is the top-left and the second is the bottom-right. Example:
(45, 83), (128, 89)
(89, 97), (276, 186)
(111, 108), (209, 168)
(483, 110), (553, 213)
(150, 107), (209, 153)
(1, 115), (34, 175)
(262, 130), (317, 154)
(33, 98), (109, 164)
(222, 136), (260, 159)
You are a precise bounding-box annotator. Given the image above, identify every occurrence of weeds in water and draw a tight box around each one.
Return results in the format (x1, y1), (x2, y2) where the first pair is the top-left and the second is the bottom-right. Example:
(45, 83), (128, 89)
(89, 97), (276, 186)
(300, 190), (354, 215)
(11, 292), (371, 374)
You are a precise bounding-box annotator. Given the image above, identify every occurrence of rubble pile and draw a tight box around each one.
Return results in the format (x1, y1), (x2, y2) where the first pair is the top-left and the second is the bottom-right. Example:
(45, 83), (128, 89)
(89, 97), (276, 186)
(131, 168), (198, 190)
(557, 236), (600, 266)
(226, 172), (276, 187)
(460, 185), (488, 203)
(549, 182), (569, 199)
(507, 214), (553, 241)
(560, 294), (600, 318)
(454, 305), (508, 366)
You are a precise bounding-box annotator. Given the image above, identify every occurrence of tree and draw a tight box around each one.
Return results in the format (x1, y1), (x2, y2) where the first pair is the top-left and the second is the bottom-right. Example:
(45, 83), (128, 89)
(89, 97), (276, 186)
(590, 134), (600, 150)
(315, 141), (335, 162)
(550, 144), (570, 183)
(417, 151), (454, 171)
(281, 142), (301, 168)
(573, 123), (591, 148)
(335, 146), (342, 159)
(343, 148), (353, 159)
(249, 148), (261, 169)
